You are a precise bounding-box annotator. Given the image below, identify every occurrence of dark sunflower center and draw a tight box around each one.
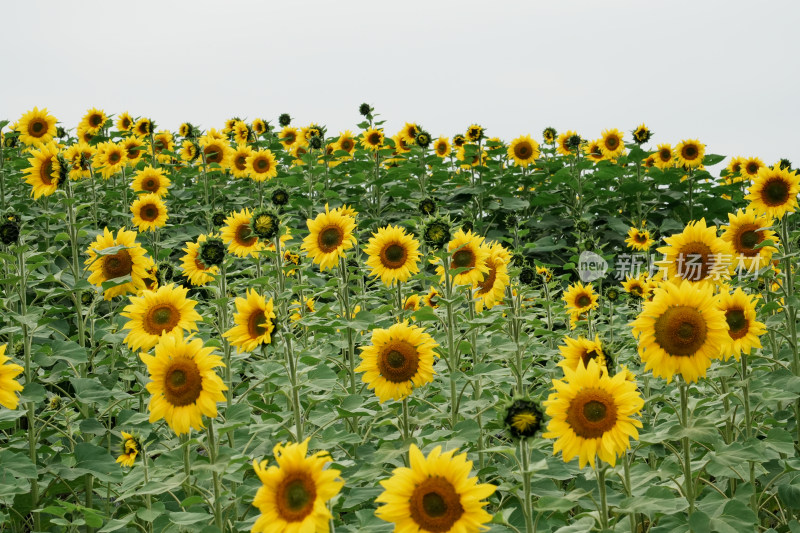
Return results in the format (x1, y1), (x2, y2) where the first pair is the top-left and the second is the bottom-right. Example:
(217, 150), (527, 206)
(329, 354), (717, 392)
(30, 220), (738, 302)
(318, 226), (344, 253)
(746, 163), (759, 175)
(40, 160), (54, 184)
(410, 477), (464, 533)
(143, 303), (180, 335)
(90, 114), (102, 127)
(514, 141), (532, 159)
(477, 262), (498, 295)
(635, 232), (647, 243)
(163, 359), (203, 407)
(452, 249), (474, 269)
(247, 310), (269, 337)
(205, 146), (222, 163)
(725, 309), (748, 339)
(341, 139), (354, 151)
(682, 145), (698, 159)
(255, 157), (269, 171)
(31, 120), (45, 135)
(676, 241), (713, 281)
(276, 474), (316, 521)
(235, 155), (247, 171)
(737, 226), (762, 254)
(762, 178), (790, 206)
(368, 133), (381, 145)
(576, 294), (592, 308)
(381, 243), (407, 268)
(109, 151), (121, 164)
(102, 250), (132, 279)
(377, 342), (419, 383)
(653, 305), (708, 356)
(566, 388), (618, 438)
(141, 205), (159, 221)
(605, 136), (619, 150)
(235, 224), (257, 246)
(659, 149), (671, 162)
(583, 349), (601, 366)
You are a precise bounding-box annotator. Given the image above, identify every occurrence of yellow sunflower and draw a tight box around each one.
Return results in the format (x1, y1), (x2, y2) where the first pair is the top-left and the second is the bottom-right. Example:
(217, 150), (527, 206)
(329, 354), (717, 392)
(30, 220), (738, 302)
(152, 130), (175, 164)
(131, 166), (170, 197)
(290, 296), (315, 322)
(247, 149), (278, 181)
(437, 229), (490, 286)
(251, 439), (344, 533)
(725, 156), (744, 183)
(364, 225), (421, 286)
(673, 139), (705, 168)
(433, 136), (451, 158)
(716, 288), (766, 360)
(180, 234), (220, 286)
(229, 144), (254, 178)
(221, 208), (266, 258)
(233, 121), (250, 144)
(133, 118), (153, 138)
(17, 107), (57, 146)
(556, 130), (579, 156)
(558, 334), (609, 373)
(80, 107), (108, 136)
(334, 130), (357, 158)
(399, 122), (419, 145)
(424, 287), (441, 308)
(356, 321), (439, 403)
(251, 118), (267, 136)
(583, 139), (606, 163)
(625, 227), (654, 251)
(141, 332), (227, 435)
(720, 209), (778, 274)
(630, 280), (728, 383)
(741, 156), (765, 181)
(301, 204), (357, 271)
(622, 274), (652, 300)
(121, 283), (202, 351)
(745, 164), (800, 219)
(474, 241), (510, 312)
(543, 359), (644, 468)
(64, 142), (95, 180)
(116, 431), (141, 468)
(24, 142), (61, 199)
(599, 128), (625, 159)
(375, 444), (496, 532)
(563, 281), (599, 316)
(0, 345), (23, 410)
(122, 137), (146, 166)
(116, 111), (134, 133)
(360, 128), (385, 151)
(131, 193), (168, 232)
(508, 134), (540, 167)
(224, 289), (276, 352)
(653, 143), (673, 170)
(279, 126), (300, 150)
(404, 294), (421, 312)
(199, 133), (232, 170)
(95, 141), (127, 179)
(656, 218), (732, 287)
(85, 227), (150, 300)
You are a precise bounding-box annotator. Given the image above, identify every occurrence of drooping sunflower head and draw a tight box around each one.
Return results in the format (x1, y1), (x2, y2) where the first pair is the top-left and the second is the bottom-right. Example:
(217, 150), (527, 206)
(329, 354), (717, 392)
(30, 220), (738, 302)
(508, 134), (541, 167)
(250, 208), (281, 241)
(466, 124), (484, 143)
(301, 204), (357, 271)
(198, 236), (226, 267)
(501, 397), (544, 440)
(745, 164), (800, 219)
(116, 431), (141, 468)
(673, 139), (705, 168)
(404, 294), (421, 312)
(359, 103), (372, 116)
(278, 113), (292, 127)
(17, 107), (57, 146)
(632, 123), (652, 144)
(178, 121), (196, 139)
(364, 224), (422, 287)
(423, 287), (440, 308)
(415, 130), (431, 149)
(271, 188), (289, 207)
(542, 126), (557, 144)
(600, 128), (625, 159)
(452, 133), (466, 148)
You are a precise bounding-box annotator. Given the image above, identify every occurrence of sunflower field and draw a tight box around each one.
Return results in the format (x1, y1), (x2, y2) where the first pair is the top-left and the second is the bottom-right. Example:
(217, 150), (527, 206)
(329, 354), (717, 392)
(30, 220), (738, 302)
(1, 105), (799, 533)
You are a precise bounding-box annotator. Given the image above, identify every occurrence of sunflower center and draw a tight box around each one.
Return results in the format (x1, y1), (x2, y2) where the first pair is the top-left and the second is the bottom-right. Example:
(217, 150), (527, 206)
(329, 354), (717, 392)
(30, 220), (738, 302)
(635, 232), (647, 243)
(566, 387), (618, 438)
(653, 305), (708, 356)
(235, 224), (257, 246)
(247, 310), (269, 337)
(143, 303), (180, 335)
(762, 178), (790, 206)
(40, 159), (54, 184)
(409, 476), (464, 532)
(735, 224), (763, 255)
(659, 148), (671, 162)
(163, 359), (203, 407)
(141, 204), (159, 222)
(235, 155), (247, 171)
(90, 114), (102, 127)
(31, 120), (46, 135)
(318, 226), (344, 253)
(477, 262), (498, 295)
(514, 141), (532, 159)
(605, 136), (619, 150)
(341, 139), (354, 151)
(377, 341), (419, 383)
(255, 157), (269, 172)
(682, 145), (698, 160)
(205, 146), (222, 163)
(368, 132), (381, 145)
(576, 294), (591, 308)
(725, 309), (749, 339)
(381, 243), (407, 269)
(676, 241), (713, 281)
(452, 249), (475, 269)
(109, 151), (121, 164)
(143, 178), (158, 191)
(276, 473), (317, 521)
(583, 349), (601, 367)
(102, 250), (132, 279)
(746, 162), (759, 175)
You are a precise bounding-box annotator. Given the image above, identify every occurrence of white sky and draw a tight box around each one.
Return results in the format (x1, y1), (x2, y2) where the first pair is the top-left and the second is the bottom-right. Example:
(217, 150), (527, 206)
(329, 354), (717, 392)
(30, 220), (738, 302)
(3, 0), (798, 167)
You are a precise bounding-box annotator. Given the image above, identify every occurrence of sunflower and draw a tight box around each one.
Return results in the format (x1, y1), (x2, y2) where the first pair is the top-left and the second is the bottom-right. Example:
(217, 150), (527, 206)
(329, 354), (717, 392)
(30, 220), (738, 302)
(85, 227), (150, 300)
(116, 431), (141, 468)
(466, 124), (484, 142)
(725, 156), (744, 183)
(131, 166), (170, 197)
(508, 134), (540, 167)
(224, 289), (276, 352)
(179, 140), (199, 164)
(375, 444), (495, 532)
(455, 145), (487, 169)
(290, 296), (316, 322)
(199, 133), (231, 170)
(502, 398), (544, 440)
(563, 281), (599, 316)
(720, 209), (778, 274)
(673, 139), (705, 168)
(542, 127), (557, 144)
(116, 111), (134, 133)
(247, 149), (278, 181)
(335, 130), (357, 157)
(582, 139), (605, 163)
(632, 123), (652, 144)
(741, 157), (764, 181)
(279, 126), (300, 150)
(435, 229), (490, 286)
(657, 218), (732, 287)
(536, 265), (553, 283)
(716, 287), (766, 361)
(556, 130), (579, 156)
(251, 439), (344, 533)
(653, 143), (673, 170)
(80, 108), (108, 136)
(625, 227), (654, 251)
(474, 241), (510, 312)
(364, 225), (421, 286)
(129, 193), (168, 232)
(24, 142), (61, 199)
(599, 128), (625, 159)
(301, 204), (357, 271)
(404, 294), (421, 311)
(122, 137), (146, 166)
(356, 321), (439, 403)
(233, 121), (251, 144)
(361, 128), (385, 151)
(133, 118), (153, 138)
(141, 332), (227, 435)
(17, 107), (57, 146)
(152, 130), (174, 164)
(180, 234), (221, 286)
(558, 335), (609, 373)
(0, 345), (23, 410)
(227, 144), (253, 178)
(543, 358), (644, 468)
(433, 136), (451, 158)
(221, 208), (265, 258)
(745, 164), (800, 219)
(630, 280), (729, 383)
(121, 283), (202, 351)
(622, 274), (651, 300)
(64, 142), (95, 180)
(251, 118), (268, 136)
(424, 287), (441, 308)
(93, 142), (126, 180)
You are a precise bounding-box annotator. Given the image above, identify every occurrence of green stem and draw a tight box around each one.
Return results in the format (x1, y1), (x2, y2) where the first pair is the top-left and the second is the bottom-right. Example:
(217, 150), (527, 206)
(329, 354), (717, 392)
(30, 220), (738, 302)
(207, 419), (224, 531)
(141, 445), (153, 533)
(623, 451), (636, 533)
(597, 463), (609, 530)
(741, 356), (757, 510)
(521, 438), (534, 533)
(680, 380), (695, 514)
(339, 256), (356, 394)
(402, 397), (410, 442)
(284, 331), (303, 441)
(444, 255), (459, 428)
(182, 434), (192, 497)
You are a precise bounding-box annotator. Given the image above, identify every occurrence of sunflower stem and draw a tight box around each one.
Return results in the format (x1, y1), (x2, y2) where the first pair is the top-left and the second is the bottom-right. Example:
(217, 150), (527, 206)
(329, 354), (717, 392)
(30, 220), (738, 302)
(741, 355), (757, 511)
(217, 259), (233, 407)
(284, 331), (303, 441)
(780, 217), (800, 446)
(596, 463), (610, 530)
(182, 434), (192, 497)
(141, 445), (153, 533)
(402, 397), (410, 442)
(623, 451), (636, 533)
(444, 253), (460, 429)
(680, 379), (695, 515)
(0, 138), (5, 210)
(339, 256), (356, 394)
(520, 438), (535, 533)
(207, 419), (224, 531)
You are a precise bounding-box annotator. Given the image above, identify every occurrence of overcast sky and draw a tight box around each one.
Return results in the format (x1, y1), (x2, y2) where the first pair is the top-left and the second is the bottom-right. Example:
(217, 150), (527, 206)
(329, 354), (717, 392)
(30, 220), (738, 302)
(3, 0), (798, 168)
